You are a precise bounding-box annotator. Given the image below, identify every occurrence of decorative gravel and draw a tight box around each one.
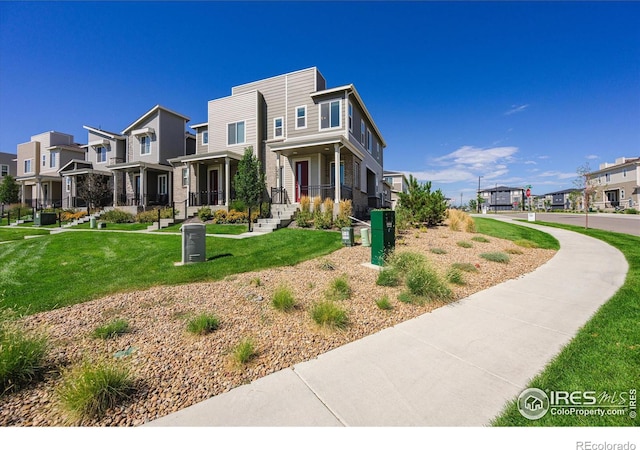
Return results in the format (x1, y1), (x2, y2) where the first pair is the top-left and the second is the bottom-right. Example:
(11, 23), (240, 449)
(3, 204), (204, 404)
(0, 226), (555, 426)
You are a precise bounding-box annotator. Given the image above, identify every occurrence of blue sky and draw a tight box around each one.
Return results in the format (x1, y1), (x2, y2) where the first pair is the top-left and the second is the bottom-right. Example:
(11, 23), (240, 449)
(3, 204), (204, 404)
(1, 1), (639, 204)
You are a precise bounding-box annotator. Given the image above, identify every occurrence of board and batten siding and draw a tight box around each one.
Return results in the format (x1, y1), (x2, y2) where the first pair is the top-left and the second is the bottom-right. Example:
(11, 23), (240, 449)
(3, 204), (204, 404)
(208, 90), (259, 159)
(126, 113), (160, 164)
(158, 111), (187, 164)
(195, 127), (208, 155)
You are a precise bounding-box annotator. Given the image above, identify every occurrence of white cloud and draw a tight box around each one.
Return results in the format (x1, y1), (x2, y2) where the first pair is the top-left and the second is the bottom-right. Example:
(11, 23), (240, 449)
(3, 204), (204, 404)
(538, 155), (550, 160)
(504, 104), (529, 116)
(524, 160), (537, 165)
(586, 154), (599, 160)
(435, 146), (518, 167)
(539, 171), (576, 180)
(406, 168), (474, 184)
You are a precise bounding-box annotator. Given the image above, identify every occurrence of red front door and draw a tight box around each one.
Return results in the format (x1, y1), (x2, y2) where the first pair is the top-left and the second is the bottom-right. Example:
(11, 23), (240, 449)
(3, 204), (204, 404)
(295, 161), (309, 202)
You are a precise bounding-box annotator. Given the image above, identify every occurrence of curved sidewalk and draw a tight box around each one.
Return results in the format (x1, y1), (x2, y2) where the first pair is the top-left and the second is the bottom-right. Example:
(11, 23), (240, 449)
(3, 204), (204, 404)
(145, 220), (628, 426)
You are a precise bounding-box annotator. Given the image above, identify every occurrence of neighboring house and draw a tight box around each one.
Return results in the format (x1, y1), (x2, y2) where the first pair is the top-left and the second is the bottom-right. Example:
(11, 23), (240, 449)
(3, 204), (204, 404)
(478, 186), (525, 212)
(383, 171), (408, 210)
(15, 131), (85, 208)
(588, 157), (640, 210)
(107, 105), (194, 209)
(0, 152), (18, 205)
(540, 188), (582, 211)
(170, 67), (387, 218)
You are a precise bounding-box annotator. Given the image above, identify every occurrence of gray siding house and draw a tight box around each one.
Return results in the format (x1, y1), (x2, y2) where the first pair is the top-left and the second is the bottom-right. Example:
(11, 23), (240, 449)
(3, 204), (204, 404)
(589, 157), (640, 210)
(479, 186), (525, 212)
(0, 152), (17, 180)
(383, 171), (408, 210)
(170, 67), (387, 217)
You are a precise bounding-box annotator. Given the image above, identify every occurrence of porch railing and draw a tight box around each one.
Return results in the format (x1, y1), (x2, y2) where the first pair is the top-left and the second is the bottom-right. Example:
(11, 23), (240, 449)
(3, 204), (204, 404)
(188, 190), (226, 207)
(270, 187), (289, 205)
(299, 184), (353, 202)
(109, 157), (125, 165)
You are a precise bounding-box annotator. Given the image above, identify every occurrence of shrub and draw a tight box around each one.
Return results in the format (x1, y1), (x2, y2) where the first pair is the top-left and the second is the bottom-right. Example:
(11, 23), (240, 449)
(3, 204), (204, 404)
(505, 248), (524, 255)
(451, 262), (479, 273)
(480, 252), (511, 264)
(312, 196), (323, 214)
(430, 248), (447, 255)
(398, 292), (419, 304)
(397, 175), (448, 227)
(197, 207), (213, 221)
(514, 239), (539, 249)
(0, 323), (48, 392)
(229, 199), (246, 213)
(186, 313), (220, 335)
(376, 267), (401, 287)
(56, 361), (134, 422)
(375, 295), (393, 310)
(232, 338), (257, 365)
(446, 267), (465, 285)
(325, 275), (351, 301)
(318, 259), (336, 271)
(624, 208), (638, 215)
(226, 210), (248, 223)
(457, 241), (473, 248)
(136, 207), (174, 223)
(100, 209), (135, 224)
(314, 198), (333, 229)
(405, 265), (452, 301)
(334, 200), (352, 229)
(448, 209), (477, 232)
(310, 301), (348, 329)
(300, 196), (311, 213)
(272, 285), (296, 312)
(386, 251), (427, 272)
(212, 209), (227, 224)
(92, 319), (130, 340)
(471, 236), (490, 243)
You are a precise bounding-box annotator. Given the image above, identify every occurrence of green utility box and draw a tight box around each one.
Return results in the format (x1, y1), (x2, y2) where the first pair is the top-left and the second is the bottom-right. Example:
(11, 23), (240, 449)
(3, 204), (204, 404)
(370, 209), (395, 266)
(341, 227), (354, 246)
(34, 212), (57, 226)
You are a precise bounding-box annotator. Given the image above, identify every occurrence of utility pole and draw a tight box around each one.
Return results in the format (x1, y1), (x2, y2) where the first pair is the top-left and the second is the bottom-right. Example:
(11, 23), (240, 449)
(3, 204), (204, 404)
(460, 192), (463, 208)
(477, 176), (483, 213)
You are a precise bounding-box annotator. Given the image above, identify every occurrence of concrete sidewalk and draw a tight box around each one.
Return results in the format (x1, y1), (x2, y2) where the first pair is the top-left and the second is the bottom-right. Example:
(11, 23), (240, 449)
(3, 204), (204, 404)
(145, 220), (628, 426)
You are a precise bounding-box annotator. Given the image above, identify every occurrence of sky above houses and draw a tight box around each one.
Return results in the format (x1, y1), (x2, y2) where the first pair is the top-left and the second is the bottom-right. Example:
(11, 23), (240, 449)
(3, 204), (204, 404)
(1, 1), (639, 204)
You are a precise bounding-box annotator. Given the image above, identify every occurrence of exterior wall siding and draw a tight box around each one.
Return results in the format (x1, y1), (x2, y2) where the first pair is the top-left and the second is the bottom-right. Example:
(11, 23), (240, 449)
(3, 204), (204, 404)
(126, 114), (161, 164)
(159, 111), (187, 164)
(0, 152), (17, 179)
(208, 90), (259, 158)
(17, 142), (39, 177)
(195, 128), (208, 155)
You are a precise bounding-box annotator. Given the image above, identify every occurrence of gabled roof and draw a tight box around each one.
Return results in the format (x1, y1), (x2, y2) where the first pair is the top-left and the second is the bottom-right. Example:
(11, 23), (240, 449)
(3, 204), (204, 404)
(83, 125), (125, 140)
(122, 105), (190, 134)
(543, 188), (581, 196)
(45, 144), (85, 153)
(189, 122), (208, 130)
(479, 185), (523, 192)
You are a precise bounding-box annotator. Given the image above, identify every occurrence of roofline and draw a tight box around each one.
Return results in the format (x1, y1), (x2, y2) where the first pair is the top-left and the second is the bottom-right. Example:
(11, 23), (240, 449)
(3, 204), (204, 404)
(231, 67), (318, 93)
(83, 125), (125, 140)
(589, 158), (640, 175)
(122, 105), (190, 134)
(190, 122), (208, 130)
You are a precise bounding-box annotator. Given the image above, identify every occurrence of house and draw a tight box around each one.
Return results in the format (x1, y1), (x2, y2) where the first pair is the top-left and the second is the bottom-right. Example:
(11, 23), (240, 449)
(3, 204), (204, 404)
(540, 188), (583, 211)
(15, 131), (85, 208)
(383, 171), (408, 210)
(0, 152), (17, 181)
(170, 67), (387, 218)
(588, 157), (640, 210)
(107, 105), (195, 210)
(478, 186), (525, 212)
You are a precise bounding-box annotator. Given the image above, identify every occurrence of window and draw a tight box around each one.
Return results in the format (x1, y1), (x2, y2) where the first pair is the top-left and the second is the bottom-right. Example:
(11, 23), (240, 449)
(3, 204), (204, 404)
(376, 142), (381, 158)
(1, 165), (8, 177)
(182, 167), (189, 187)
(50, 152), (57, 168)
(366, 129), (372, 153)
(623, 168), (627, 177)
(354, 161), (361, 190)
(348, 102), (353, 132)
(330, 161), (345, 186)
(605, 173), (610, 182)
(96, 146), (107, 163)
(158, 175), (167, 195)
(227, 121), (245, 145)
(320, 100), (341, 129)
(42, 154), (46, 167)
(360, 120), (365, 145)
(274, 117), (283, 138)
(296, 106), (306, 129)
(202, 131), (208, 145)
(24, 159), (32, 173)
(140, 136), (151, 155)
(65, 176), (71, 192)
(621, 190), (625, 199)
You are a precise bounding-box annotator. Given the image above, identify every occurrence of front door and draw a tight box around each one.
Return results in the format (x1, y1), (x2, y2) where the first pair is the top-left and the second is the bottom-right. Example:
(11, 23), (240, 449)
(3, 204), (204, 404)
(134, 175), (141, 205)
(210, 169), (219, 205)
(42, 184), (49, 206)
(158, 174), (167, 204)
(295, 161), (309, 202)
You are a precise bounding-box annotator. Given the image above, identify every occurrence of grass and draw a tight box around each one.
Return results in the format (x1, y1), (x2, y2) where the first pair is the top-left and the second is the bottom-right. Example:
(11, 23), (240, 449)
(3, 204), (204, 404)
(474, 217), (559, 250)
(493, 222), (640, 426)
(271, 285), (296, 312)
(405, 265), (452, 301)
(480, 252), (511, 264)
(375, 295), (393, 310)
(471, 236), (490, 243)
(505, 247), (524, 255)
(186, 313), (220, 335)
(386, 251), (427, 272)
(430, 247), (447, 254)
(325, 274), (352, 301)
(92, 319), (130, 339)
(0, 228), (342, 316)
(376, 267), (402, 287)
(318, 259), (336, 271)
(451, 262), (479, 273)
(513, 239), (539, 248)
(56, 361), (135, 423)
(310, 301), (349, 329)
(456, 241), (473, 248)
(231, 338), (257, 365)
(0, 323), (48, 392)
(446, 267), (465, 285)
(158, 223), (247, 235)
(0, 227), (50, 242)
(71, 222), (150, 231)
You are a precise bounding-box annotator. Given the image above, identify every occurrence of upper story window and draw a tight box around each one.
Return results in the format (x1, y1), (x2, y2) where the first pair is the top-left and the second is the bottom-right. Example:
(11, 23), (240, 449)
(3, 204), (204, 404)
(202, 131), (209, 145)
(1, 165), (8, 176)
(376, 142), (381, 158)
(360, 120), (365, 146)
(296, 106), (306, 129)
(348, 102), (353, 132)
(605, 173), (610, 182)
(274, 117), (283, 138)
(96, 146), (107, 163)
(42, 154), (46, 167)
(366, 129), (372, 153)
(50, 152), (57, 168)
(24, 159), (32, 173)
(623, 168), (627, 177)
(319, 100), (341, 130)
(140, 136), (151, 155)
(227, 121), (245, 146)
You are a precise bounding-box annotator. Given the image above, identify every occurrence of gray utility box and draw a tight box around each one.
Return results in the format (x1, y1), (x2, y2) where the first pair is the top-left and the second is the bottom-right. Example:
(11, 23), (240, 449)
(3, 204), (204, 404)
(34, 212), (57, 226)
(181, 223), (206, 264)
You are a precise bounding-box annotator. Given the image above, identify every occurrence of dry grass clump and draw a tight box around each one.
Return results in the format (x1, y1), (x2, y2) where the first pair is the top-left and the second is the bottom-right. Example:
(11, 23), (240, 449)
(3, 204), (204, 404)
(448, 209), (476, 232)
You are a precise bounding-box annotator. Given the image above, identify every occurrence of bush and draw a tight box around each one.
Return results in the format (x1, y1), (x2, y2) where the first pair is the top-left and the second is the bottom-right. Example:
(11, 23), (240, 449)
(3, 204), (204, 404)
(60, 210), (88, 222)
(457, 241), (473, 248)
(56, 361), (134, 422)
(397, 175), (448, 227)
(229, 199), (246, 213)
(430, 248), (447, 254)
(448, 209), (476, 232)
(334, 200), (352, 229)
(212, 209), (227, 224)
(376, 267), (401, 287)
(310, 301), (348, 329)
(376, 295), (393, 310)
(451, 262), (479, 273)
(386, 251), (427, 272)
(514, 239), (539, 249)
(318, 259), (336, 271)
(232, 338), (257, 365)
(92, 319), (130, 340)
(325, 275), (351, 301)
(0, 323), (48, 392)
(624, 208), (638, 215)
(471, 236), (490, 243)
(314, 198), (333, 229)
(480, 252), (511, 264)
(135, 207), (174, 223)
(100, 209), (135, 224)
(446, 267), (465, 285)
(272, 285), (296, 312)
(405, 265), (452, 301)
(505, 248), (524, 255)
(186, 313), (220, 335)
(197, 207), (213, 221)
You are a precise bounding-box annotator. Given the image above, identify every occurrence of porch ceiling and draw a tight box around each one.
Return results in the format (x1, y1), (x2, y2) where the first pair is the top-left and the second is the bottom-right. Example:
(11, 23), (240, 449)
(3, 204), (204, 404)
(270, 135), (363, 161)
(169, 152), (242, 166)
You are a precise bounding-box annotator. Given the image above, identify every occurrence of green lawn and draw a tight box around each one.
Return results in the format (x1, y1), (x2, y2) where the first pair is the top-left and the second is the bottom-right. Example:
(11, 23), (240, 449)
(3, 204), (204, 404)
(70, 222), (150, 231)
(157, 222), (247, 235)
(0, 227), (50, 242)
(493, 222), (640, 426)
(0, 228), (342, 316)
(474, 217), (560, 250)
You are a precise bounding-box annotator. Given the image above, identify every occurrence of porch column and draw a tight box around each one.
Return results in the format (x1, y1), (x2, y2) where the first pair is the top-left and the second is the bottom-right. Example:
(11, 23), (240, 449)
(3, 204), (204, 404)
(168, 169), (173, 204)
(225, 157), (231, 206)
(20, 181), (25, 204)
(187, 163), (192, 207)
(112, 173), (118, 206)
(276, 152), (281, 189)
(334, 143), (341, 203)
(36, 178), (41, 208)
(140, 167), (146, 207)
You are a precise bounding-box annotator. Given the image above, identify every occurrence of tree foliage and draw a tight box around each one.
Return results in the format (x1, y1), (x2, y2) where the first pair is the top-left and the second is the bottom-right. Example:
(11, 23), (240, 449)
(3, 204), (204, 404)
(77, 173), (112, 211)
(0, 175), (20, 204)
(396, 175), (448, 227)
(233, 147), (266, 231)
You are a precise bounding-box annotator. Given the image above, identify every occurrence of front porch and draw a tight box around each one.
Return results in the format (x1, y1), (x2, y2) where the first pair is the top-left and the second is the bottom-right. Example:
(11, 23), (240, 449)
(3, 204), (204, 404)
(107, 161), (172, 208)
(16, 175), (63, 209)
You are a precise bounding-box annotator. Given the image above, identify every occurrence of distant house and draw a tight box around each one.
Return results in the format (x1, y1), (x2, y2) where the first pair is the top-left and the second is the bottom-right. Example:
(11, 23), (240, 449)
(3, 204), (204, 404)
(540, 188), (582, 211)
(383, 171), (408, 210)
(0, 152), (17, 180)
(588, 157), (640, 210)
(15, 131), (85, 208)
(478, 186), (525, 211)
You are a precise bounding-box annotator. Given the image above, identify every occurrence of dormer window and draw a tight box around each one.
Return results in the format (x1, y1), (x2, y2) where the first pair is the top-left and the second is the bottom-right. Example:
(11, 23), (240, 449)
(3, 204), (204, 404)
(96, 146), (107, 163)
(140, 135), (151, 155)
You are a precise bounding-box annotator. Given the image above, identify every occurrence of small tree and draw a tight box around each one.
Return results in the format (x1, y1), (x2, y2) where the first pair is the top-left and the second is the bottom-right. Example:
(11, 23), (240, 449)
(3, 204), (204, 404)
(233, 147), (266, 232)
(77, 173), (111, 212)
(0, 175), (20, 205)
(574, 163), (597, 229)
(397, 175), (448, 227)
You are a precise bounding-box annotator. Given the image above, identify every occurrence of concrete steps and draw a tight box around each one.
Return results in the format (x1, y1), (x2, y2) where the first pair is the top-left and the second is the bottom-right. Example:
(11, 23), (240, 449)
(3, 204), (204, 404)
(253, 204), (298, 233)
